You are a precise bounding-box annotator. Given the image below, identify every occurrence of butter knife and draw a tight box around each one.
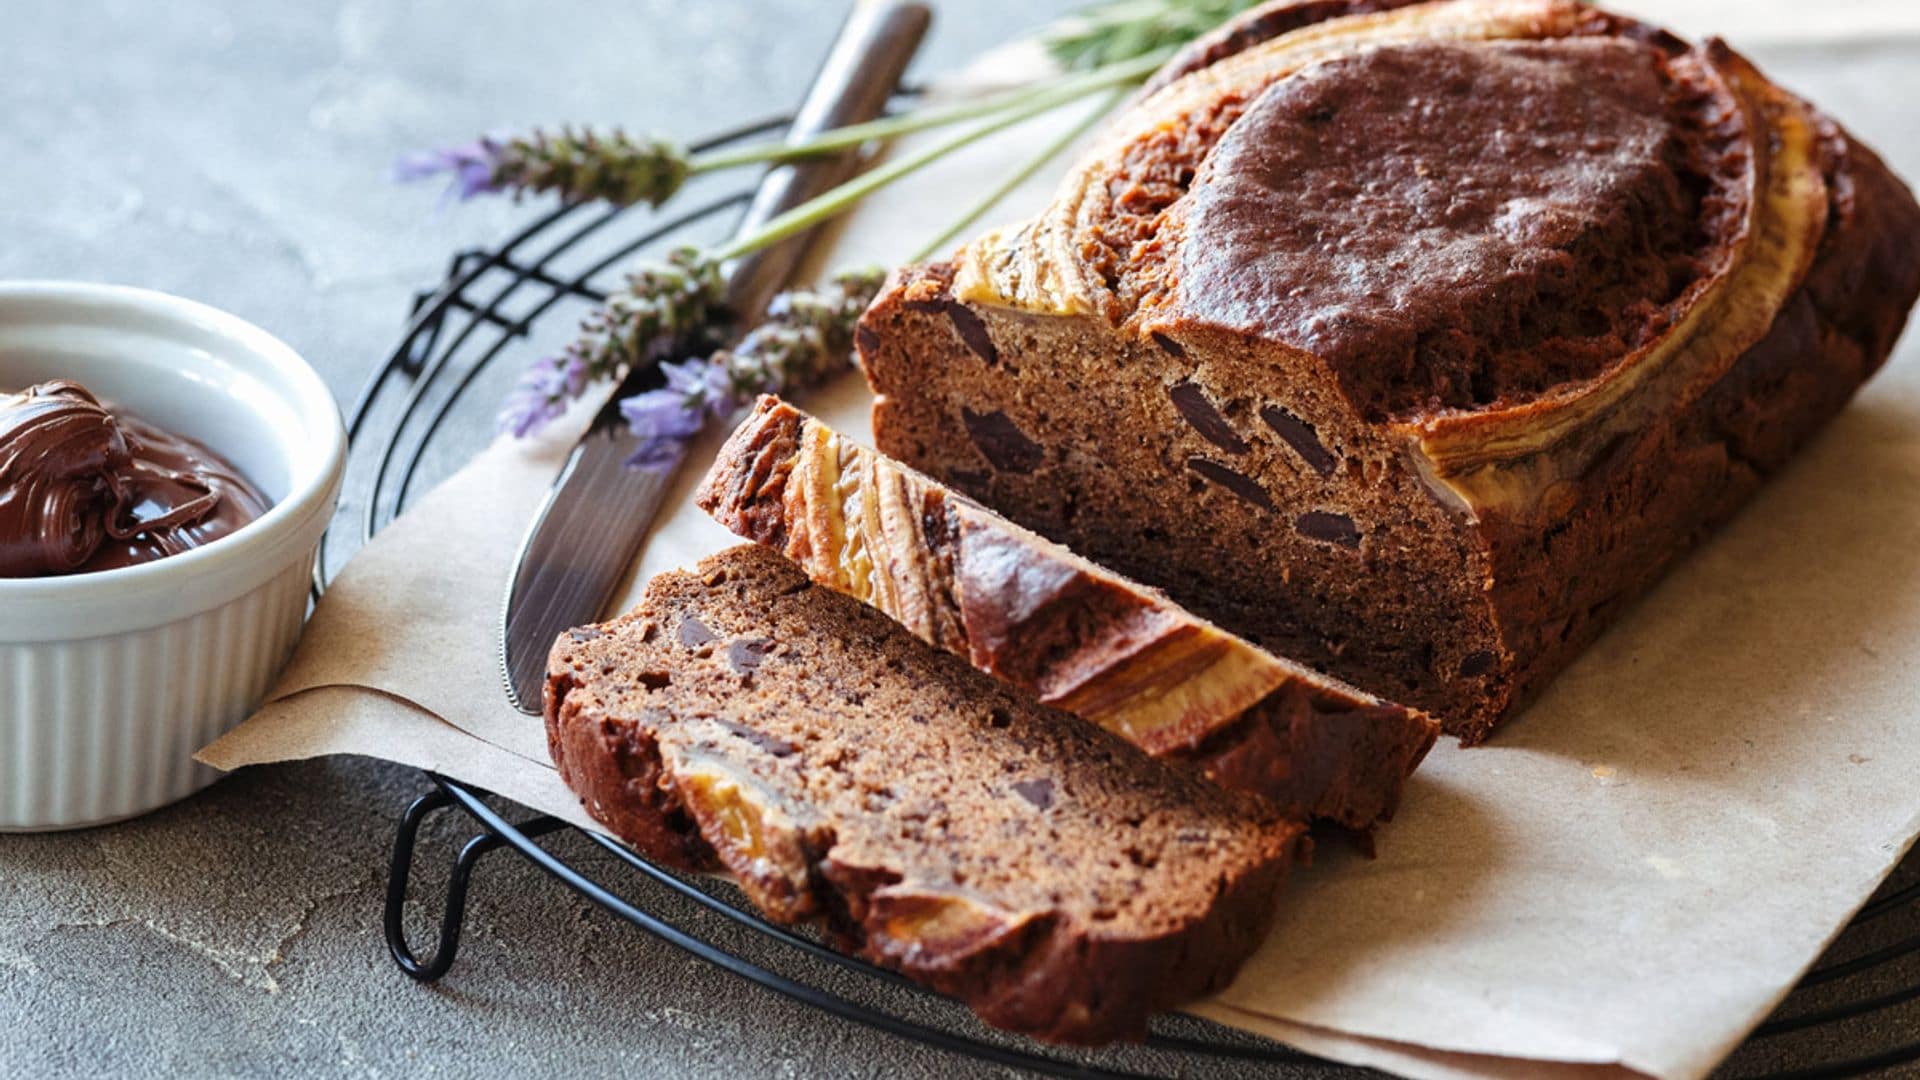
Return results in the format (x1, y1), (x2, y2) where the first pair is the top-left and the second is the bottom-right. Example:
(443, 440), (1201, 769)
(500, 1), (930, 714)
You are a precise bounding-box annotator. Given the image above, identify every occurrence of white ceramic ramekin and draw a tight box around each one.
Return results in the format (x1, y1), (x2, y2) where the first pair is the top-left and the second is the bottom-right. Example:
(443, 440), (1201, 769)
(0, 282), (346, 831)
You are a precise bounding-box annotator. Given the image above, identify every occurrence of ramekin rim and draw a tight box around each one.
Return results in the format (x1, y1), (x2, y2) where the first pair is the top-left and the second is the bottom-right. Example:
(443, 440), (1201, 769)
(0, 280), (347, 604)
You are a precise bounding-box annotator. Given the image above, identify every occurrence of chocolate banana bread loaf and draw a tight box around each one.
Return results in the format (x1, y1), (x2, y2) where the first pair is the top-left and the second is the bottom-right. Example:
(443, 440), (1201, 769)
(545, 545), (1301, 1045)
(697, 397), (1437, 832)
(857, 0), (1920, 742)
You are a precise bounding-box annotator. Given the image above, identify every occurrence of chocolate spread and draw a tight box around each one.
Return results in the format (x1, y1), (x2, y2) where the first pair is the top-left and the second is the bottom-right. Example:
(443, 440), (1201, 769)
(0, 381), (270, 578)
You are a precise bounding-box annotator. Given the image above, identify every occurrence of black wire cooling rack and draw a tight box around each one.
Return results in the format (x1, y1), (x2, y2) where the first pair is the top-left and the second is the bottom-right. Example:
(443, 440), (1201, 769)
(333, 109), (1920, 1079)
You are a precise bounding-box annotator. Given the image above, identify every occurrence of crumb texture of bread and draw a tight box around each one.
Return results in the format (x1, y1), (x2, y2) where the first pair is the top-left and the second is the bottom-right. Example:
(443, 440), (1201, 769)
(859, 0), (1920, 741)
(697, 396), (1437, 831)
(544, 545), (1300, 1045)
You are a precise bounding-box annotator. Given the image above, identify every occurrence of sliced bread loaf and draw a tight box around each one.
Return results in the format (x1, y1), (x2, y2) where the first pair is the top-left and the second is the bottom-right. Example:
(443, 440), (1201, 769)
(856, 0), (1920, 742)
(544, 545), (1300, 1045)
(696, 397), (1437, 832)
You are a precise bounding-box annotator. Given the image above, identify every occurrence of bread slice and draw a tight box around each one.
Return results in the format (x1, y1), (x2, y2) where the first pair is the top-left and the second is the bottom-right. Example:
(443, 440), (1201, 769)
(544, 545), (1300, 1045)
(696, 397), (1437, 833)
(856, 0), (1920, 742)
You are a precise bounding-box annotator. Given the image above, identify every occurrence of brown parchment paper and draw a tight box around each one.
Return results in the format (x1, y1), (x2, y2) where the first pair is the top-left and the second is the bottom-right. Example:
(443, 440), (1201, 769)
(201, 7), (1920, 1077)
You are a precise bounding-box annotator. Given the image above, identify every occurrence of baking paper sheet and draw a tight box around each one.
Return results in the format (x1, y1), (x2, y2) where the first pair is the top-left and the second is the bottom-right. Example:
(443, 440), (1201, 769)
(200, 6), (1920, 1076)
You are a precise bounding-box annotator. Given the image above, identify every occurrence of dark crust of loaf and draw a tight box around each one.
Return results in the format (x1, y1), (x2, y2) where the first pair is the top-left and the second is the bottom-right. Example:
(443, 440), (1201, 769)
(1151, 37), (1748, 419)
(697, 397), (1436, 831)
(859, 21), (1920, 740)
(544, 547), (1299, 1045)
(544, 679), (719, 873)
(1144, 0), (1689, 99)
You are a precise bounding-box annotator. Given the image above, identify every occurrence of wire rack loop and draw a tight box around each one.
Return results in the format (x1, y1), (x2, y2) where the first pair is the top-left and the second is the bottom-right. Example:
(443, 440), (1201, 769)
(383, 787), (569, 982)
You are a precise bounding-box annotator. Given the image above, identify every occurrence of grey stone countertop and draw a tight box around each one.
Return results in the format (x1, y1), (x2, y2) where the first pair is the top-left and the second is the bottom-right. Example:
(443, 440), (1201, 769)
(4, 3), (1919, 1078)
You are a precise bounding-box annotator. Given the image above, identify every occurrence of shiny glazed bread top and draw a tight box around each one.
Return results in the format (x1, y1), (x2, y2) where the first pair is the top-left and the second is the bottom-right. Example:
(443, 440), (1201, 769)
(950, 0), (1837, 522)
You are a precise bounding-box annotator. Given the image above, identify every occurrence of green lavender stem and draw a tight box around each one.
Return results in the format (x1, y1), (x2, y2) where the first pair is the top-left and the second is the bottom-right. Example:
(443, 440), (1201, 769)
(909, 86), (1125, 263)
(406, 48), (1170, 211)
(495, 23), (1186, 440)
(713, 82), (1104, 263)
(1045, 0), (1259, 70)
(688, 48), (1167, 174)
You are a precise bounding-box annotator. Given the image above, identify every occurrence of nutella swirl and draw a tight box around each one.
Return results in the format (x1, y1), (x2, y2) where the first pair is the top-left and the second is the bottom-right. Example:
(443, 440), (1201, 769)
(0, 381), (270, 578)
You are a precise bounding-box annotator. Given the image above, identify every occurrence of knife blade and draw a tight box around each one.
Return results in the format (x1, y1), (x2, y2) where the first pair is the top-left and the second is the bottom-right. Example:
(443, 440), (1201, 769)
(500, 1), (930, 714)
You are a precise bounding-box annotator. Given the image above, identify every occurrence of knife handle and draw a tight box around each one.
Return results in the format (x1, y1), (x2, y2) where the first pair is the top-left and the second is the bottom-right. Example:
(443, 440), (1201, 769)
(723, 0), (932, 325)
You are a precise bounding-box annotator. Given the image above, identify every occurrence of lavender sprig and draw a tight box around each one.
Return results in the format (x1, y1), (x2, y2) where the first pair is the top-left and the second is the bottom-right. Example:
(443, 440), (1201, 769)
(395, 128), (691, 207)
(496, 247), (725, 436)
(618, 266), (887, 468)
(468, 0), (1206, 444)
(399, 39), (1173, 212)
(490, 80), (1086, 441)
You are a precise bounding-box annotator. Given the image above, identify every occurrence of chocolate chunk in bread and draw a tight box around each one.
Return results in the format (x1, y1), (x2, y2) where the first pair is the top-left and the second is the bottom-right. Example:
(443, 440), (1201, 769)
(860, 0), (1920, 742)
(697, 399), (1437, 833)
(545, 546), (1300, 1045)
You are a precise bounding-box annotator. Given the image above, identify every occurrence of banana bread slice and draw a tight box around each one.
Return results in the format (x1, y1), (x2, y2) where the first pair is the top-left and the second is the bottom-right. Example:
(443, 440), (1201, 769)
(697, 397), (1437, 833)
(544, 545), (1301, 1045)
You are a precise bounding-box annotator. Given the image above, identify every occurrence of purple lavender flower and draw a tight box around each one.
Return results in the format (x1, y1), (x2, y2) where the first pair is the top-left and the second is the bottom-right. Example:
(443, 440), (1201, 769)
(494, 248), (726, 439)
(618, 358), (738, 468)
(659, 356), (727, 401)
(556, 350), (591, 398)
(392, 138), (503, 203)
(618, 387), (708, 469)
(396, 127), (691, 208)
(496, 352), (578, 437)
(615, 266), (887, 470)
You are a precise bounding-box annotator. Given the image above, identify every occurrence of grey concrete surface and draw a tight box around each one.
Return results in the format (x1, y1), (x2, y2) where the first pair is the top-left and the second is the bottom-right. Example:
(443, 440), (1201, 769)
(2, 2), (1918, 1078)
